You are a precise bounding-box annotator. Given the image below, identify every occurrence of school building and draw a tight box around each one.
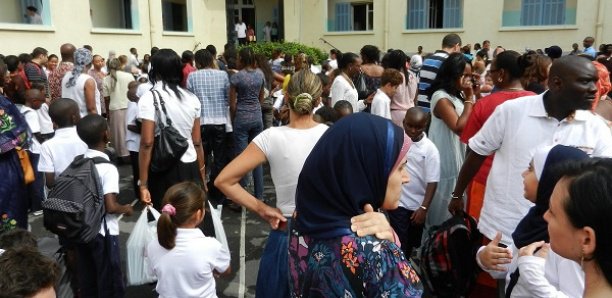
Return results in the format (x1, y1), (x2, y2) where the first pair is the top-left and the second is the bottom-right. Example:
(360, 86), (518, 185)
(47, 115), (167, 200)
(0, 0), (610, 57)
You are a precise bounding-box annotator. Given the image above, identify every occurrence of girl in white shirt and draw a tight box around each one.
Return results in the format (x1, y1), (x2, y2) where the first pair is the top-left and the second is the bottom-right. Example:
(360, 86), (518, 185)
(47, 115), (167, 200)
(147, 182), (231, 298)
(477, 145), (588, 297)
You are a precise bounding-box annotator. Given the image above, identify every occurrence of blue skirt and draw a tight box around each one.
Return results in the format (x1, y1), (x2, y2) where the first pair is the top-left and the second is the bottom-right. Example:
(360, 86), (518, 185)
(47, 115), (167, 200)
(256, 219), (290, 298)
(0, 149), (28, 231)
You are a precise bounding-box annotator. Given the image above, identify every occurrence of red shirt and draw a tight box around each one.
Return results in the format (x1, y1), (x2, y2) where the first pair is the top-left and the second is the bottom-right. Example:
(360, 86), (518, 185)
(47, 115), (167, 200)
(460, 90), (535, 184)
(181, 63), (196, 88)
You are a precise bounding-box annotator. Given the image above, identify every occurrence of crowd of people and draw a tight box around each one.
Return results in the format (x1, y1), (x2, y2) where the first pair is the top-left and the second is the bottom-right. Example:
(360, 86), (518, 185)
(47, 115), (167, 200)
(0, 33), (611, 298)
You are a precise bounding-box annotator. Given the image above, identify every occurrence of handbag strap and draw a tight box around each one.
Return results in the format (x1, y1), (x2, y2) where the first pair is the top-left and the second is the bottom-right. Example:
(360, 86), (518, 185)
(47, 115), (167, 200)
(151, 90), (174, 128)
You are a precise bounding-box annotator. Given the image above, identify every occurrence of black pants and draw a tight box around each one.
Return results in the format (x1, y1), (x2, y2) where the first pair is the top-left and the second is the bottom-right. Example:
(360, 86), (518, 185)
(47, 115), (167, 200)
(388, 207), (425, 258)
(238, 37), (247, 45)
(26, 151), (44, 212)
(202, 124), (229, 205)
(129, 151), (140, 199)
(76, 234), (125, 298)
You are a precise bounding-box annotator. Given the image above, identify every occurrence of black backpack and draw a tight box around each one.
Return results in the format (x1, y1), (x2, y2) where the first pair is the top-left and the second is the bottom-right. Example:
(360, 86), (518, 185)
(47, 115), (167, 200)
(42, 155), (109, 244)
(420, 212), (483, 297)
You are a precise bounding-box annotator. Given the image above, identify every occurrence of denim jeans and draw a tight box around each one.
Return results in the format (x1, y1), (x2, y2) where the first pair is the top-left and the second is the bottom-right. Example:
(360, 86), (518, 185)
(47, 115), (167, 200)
(202, 124), (230, 205)
(233, 118), (264, 199)
(256, 225), (290, 298)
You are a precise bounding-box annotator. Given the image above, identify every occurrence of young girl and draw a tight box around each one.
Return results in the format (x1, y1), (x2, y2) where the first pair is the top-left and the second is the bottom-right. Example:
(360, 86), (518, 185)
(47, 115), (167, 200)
(147, 182), (231, 298)
(477, 145), (588, 297)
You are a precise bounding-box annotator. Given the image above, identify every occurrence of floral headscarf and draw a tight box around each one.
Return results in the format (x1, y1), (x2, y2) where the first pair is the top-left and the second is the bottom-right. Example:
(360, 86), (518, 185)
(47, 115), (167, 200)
(65, 48), (93, 88)
(0, 95), (30, 154)
(593, 61), (611, 109)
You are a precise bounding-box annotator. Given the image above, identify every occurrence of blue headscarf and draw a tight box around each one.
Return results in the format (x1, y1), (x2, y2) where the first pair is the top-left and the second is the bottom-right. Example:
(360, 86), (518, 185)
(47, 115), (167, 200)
(512, 145), (589, 248)
(294, 113), (409, 239)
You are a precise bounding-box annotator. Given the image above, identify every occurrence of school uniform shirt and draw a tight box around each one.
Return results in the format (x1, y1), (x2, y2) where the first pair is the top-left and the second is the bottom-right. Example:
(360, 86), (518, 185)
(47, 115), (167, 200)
(37, 103), (54, 134)
(38, 127), (88, 177)
(125, 101), (140, 153)
(83, 149), (120, 236)
(370, 89), (392, 120)
(17, 105), (41, 154)
(147, 228), (231, 298)
(469, 92), (612, 245)
(138, 84), (201, 163)
(399, 134), (440, 211)
(252, 124), (328, 217)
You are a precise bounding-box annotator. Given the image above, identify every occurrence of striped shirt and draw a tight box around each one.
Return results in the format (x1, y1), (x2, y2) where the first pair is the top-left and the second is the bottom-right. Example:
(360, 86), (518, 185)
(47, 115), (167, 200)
(187, 69), (230, 125)
(417, 50), (449, 109)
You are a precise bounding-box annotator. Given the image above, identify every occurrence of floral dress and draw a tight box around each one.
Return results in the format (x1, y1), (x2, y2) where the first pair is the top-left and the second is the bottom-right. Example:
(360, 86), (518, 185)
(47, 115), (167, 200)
(289, 226), (423, 297)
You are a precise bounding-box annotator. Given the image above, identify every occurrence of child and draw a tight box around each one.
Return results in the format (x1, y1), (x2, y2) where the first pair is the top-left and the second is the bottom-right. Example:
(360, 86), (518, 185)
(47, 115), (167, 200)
(388, 107), (440, 258)
(75, 114), (133, 298)
(147, 182), (231, 298)
(18, 89), (46, 214)
(126, 80), (141, 199)
(333, 99), (353, 120)
(38, 98), (87, 188)
(371, 68), (403, 120)
(0, 247), (59, 297)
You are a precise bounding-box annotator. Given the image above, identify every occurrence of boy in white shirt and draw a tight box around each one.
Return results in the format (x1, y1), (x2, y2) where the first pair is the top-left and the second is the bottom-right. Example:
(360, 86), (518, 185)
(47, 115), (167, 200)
(75, 114), (133, 297)
(388, 107), (440, 257)
(126, 81), (141, 199)
(18, 89), (46, 213)
(38, 98), (88, 188)
(371, 69), (403, 120)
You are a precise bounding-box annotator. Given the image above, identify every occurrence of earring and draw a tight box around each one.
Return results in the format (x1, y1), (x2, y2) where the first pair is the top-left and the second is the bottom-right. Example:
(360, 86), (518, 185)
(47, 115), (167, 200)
(498, 77), (503, 83)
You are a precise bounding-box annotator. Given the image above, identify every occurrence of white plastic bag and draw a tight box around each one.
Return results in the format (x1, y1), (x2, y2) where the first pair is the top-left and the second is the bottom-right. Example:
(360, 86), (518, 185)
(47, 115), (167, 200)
(208, 201), (229, 251)
(126, 206), (160, 286)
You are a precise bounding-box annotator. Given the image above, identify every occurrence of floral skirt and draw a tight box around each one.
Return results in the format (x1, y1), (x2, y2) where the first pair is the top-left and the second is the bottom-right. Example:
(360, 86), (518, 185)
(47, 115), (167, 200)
(288, 224), (423, 298)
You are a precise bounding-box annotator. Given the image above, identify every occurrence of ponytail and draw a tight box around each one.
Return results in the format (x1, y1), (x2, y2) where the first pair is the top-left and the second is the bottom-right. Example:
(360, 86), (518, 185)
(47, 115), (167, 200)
(157, 212), (177, 249)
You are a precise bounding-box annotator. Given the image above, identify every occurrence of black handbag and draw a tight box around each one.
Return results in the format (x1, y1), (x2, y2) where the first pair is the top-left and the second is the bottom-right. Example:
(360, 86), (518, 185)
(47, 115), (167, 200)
(150, 90), (188, 173)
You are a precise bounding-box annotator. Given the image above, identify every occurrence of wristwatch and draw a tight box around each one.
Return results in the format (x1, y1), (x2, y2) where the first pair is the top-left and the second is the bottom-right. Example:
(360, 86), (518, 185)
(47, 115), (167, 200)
(137, 180), (147, 187)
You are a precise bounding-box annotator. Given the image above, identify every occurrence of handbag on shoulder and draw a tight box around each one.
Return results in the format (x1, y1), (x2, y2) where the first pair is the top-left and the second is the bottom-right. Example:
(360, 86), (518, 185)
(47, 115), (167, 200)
(150, 90), (188, 173)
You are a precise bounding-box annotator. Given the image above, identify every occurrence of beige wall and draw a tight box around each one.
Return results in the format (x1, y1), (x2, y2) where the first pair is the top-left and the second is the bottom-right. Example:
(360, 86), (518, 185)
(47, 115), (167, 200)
(0, 0), (227, 60)
(284, 0), (612, 55)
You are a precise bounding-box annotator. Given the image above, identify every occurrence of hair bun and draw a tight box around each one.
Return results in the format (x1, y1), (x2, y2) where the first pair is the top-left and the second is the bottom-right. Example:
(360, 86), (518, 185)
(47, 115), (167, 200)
(289, 92), (314, 115)
(295, 93), (313, 102)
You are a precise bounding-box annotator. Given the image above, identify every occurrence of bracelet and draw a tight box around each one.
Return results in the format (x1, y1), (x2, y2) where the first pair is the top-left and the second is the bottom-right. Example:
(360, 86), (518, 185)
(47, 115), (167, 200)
(200, 165), (206, 171)
(419, 205), (428, 211)
(451, 192), (463, 200)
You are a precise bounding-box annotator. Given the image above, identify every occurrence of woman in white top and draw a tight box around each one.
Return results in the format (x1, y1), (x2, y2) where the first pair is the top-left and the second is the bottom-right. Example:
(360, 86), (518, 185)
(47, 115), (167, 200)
(426, 52), (478, 231)
(61, 48), (100, 117)
(138, 49), (205, 210)
(103, 58), (134, 160)
(215, 70), (396, 298)
(330, 52), (363, 112)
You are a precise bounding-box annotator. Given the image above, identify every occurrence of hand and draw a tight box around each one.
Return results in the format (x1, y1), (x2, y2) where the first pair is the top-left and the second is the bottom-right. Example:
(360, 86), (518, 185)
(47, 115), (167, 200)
(139, 187), (152, 206)
(478, 232), (513, 271)
(365, 92), (375, 105)
(256, 203), (286, 229)
(519, 241), (550, 259)
(123, 205), (134, 217)
(351, 204), (394, 242)
(448, 197), (464, 216)
(410, 208), (427, 225)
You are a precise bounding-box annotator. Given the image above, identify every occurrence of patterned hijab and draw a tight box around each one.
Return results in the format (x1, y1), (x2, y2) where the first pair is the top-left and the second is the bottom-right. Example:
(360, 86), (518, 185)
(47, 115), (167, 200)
(65, 48), (93, 88)
(294, 113), (411, 239)
(0, 95), (30, 154)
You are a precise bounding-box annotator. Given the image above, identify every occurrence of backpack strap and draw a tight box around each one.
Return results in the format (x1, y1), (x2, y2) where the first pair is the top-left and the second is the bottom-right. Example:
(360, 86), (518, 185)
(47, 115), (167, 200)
(90, 156), (111, 165)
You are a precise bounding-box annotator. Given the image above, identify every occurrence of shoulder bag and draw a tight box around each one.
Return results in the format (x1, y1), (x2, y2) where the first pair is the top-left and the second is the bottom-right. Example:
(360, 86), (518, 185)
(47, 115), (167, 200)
(150, 90), (188, 173)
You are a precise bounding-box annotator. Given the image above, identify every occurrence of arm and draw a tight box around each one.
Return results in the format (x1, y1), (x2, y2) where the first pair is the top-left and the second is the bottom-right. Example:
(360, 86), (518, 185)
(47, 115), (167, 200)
(138, 119), (155, 205)
(475, 232), (513, 277)
(84, 78), (98, 115)
(214, 143), (286, 229)
(258, 84), (265, 105)
(104, 193), (133, 216)
(433, 97), (473, 135)
(411, 182), (438, 225)
(104, 96), (110, 118)
(229, 85), (237, 122)
(516, 242), (574, 298)
(448, 148), (487, 214)
(191, 118), (207, 191)
(350, 204), (397, 243)
(44, 172), (55, 189)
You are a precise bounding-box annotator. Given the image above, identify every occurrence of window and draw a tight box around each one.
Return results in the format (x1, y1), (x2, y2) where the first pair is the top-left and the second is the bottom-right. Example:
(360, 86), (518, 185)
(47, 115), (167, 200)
(521, 0), (565, 26)
(406, 0), (462, 30)
(162, 0), (189, 32)
(0, 0), (51, 25)
(502, 0), (575, 27)
(328, 1), (374, 32)
(90, 0), (137, 29)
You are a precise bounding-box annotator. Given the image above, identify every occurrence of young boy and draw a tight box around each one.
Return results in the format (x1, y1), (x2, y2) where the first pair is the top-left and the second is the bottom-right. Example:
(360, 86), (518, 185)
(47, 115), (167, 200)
(333, 100), (353, 120)
(76, 114), (133, 297)
(371, 68), (403, 120)
(388, 107), (440, 258)
(38, 98), (88, 188)
(17, 89), (47, 214)
(126, 81), (141, 199)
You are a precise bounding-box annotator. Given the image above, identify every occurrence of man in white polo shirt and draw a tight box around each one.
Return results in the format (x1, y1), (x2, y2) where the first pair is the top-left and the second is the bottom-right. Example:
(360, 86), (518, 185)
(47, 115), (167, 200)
(448, 55), (612, 247)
